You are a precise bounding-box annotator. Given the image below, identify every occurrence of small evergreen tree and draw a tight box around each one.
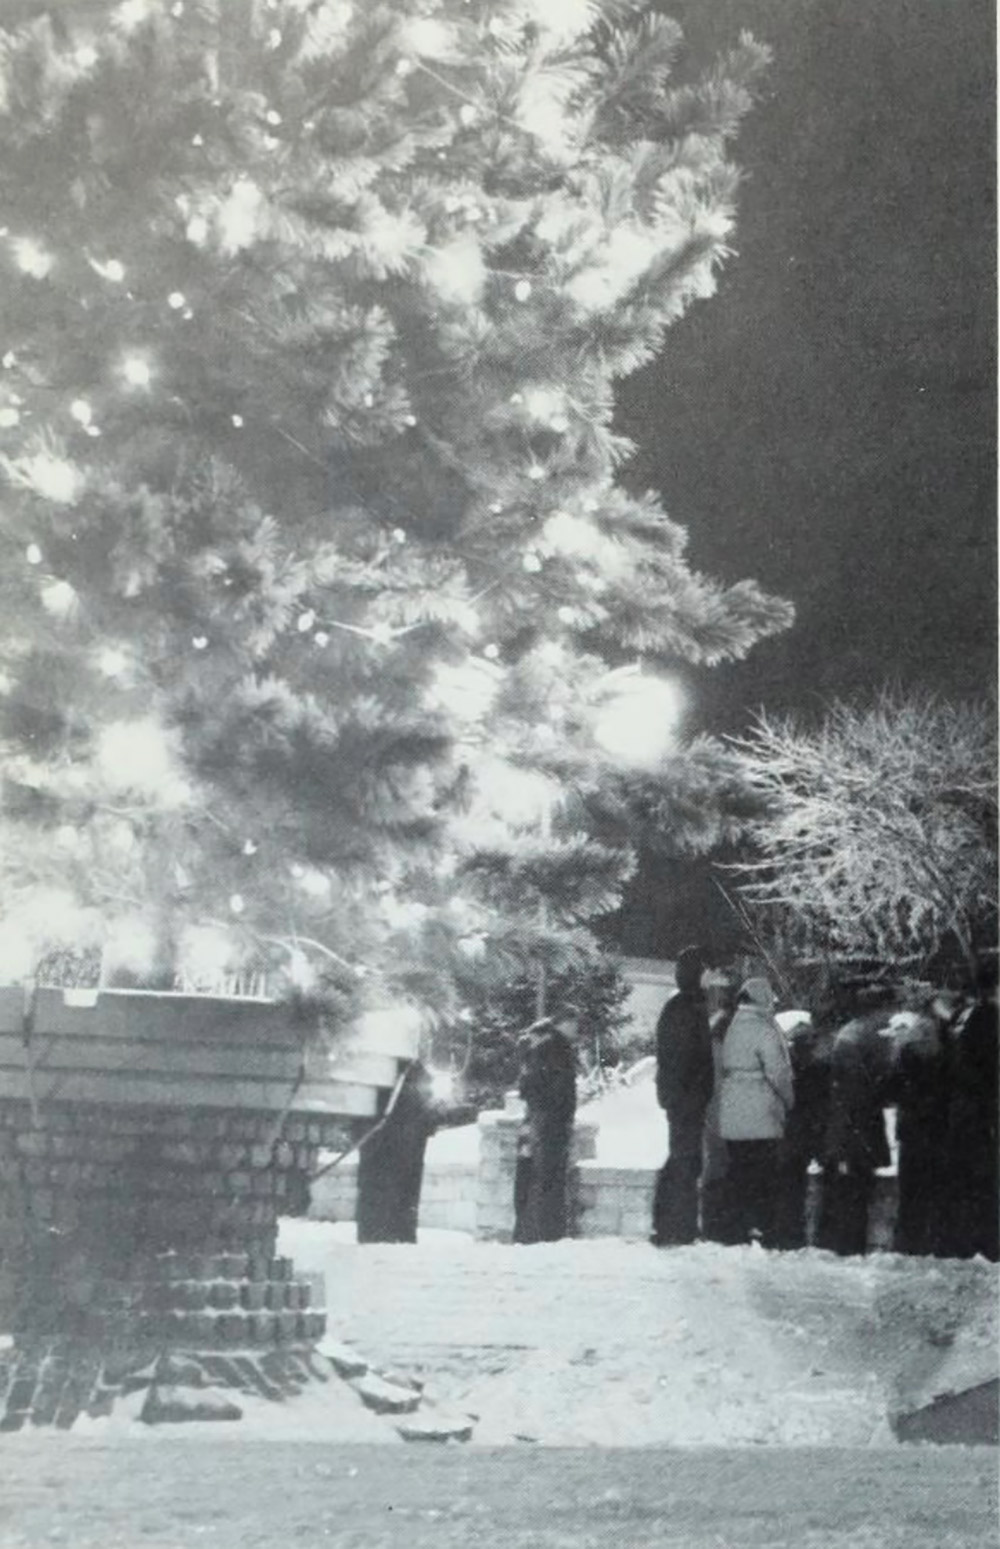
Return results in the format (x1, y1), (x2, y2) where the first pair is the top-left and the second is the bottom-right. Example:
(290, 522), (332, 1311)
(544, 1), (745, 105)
(0, 0), (791, 1034)
(437, 954), (631, 1108)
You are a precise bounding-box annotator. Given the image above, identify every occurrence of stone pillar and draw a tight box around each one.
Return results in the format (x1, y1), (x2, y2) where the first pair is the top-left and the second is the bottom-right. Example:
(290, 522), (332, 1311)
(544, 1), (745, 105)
(566, 1119), (598, 1236)
(573, 1119), (598, 1163)
(474, 1104), (521, 1242)
(474, 1099), (600, 1242)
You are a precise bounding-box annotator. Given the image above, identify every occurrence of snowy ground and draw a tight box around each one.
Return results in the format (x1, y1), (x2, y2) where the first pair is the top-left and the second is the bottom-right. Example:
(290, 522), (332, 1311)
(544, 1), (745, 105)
(278, 1220), (998, 1449)
(7, 1220), (992, 1451)
(2, 1442), (996, 1548)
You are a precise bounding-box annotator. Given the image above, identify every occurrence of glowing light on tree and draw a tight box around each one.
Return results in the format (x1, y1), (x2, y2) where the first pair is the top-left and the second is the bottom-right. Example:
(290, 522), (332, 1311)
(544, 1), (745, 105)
(40, 579), (79, 620)
(95, 720), (190, 805)
(7, 450), (82, 504)
(120, 353), (152, 388)
(104, 918), (159, 977)
(96, 646), (129, 679)
(592, 669), (686, 768)
(11, 237), (52, 279)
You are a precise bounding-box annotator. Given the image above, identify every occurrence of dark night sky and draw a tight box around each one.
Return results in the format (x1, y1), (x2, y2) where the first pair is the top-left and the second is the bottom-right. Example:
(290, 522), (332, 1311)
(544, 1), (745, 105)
(622, 0), (996, 734)
(616, 0), (996, 955)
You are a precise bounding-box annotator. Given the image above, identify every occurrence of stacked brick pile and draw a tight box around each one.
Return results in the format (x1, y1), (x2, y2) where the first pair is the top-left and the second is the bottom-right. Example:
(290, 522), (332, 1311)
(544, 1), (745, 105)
(0, 1266), (475, 1440)
(0, 1251), (325, 1430)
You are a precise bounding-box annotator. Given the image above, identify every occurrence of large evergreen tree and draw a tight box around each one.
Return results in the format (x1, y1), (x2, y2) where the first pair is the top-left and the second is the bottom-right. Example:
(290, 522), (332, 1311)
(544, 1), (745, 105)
(0, 0), (791, 1034)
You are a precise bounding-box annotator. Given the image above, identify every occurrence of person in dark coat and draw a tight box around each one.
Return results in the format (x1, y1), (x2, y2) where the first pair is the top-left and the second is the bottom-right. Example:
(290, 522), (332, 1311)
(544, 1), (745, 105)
(773, 1014), (833, 1250)
(355, 1060), (470, 1244)
(941, 961), (999, 1261)
(512, 1029), (537, 1245)
(817, 990), (895, 1256)
(887, 994), (955, 1257)
(517, 1006), (579, 1243)
(652, 946), (714, 1246)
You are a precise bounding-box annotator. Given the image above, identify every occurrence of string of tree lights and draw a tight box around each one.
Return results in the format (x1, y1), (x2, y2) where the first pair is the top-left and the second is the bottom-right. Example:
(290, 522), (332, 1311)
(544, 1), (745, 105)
(0, 0), (791, 1037)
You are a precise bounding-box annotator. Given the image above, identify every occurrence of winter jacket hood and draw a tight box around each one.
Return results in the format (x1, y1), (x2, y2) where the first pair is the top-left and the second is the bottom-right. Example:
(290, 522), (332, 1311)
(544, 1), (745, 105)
(741, 976), (775, 1013)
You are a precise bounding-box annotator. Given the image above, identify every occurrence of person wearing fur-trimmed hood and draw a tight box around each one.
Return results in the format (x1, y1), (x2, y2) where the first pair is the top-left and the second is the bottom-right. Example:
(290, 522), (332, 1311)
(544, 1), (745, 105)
(719, 977), (795, 1246)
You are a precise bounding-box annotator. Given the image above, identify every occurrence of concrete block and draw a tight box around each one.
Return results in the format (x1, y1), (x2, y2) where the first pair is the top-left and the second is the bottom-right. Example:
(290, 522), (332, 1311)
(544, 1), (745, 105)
(351, 1372), (421, 1416)
(155, 1354), (208, 1388)
(217, 1312), (250, 1344)
(317, 1338), (368, 1379)
(16, 1132), (48, 1158)
(241, 1282), (267, 1312)
(397, 1411), (474, 1443)
(141, 1384), (242, 1424)
(208, 1282), (240, 1311)
(273, 1310), (298, 1342)
(584, 1208), (621, 1233)
(248, 1313), (278, 1344)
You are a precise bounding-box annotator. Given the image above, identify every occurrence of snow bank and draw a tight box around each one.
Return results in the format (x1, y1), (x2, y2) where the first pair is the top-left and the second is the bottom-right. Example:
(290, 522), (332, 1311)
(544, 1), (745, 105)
(280, 1221), (999, 1448)
(427, 1060), (669, 1169)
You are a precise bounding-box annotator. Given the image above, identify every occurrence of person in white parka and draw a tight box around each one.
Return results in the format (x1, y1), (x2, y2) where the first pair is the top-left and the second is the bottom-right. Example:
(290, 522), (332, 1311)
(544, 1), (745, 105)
(719, 976), (795, 1247)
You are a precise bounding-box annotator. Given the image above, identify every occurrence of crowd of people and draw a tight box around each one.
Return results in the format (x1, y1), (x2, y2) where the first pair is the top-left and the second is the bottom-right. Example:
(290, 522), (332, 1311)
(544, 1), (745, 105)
(343, 949), (996, 1258)
(653, 946), (999, 1260)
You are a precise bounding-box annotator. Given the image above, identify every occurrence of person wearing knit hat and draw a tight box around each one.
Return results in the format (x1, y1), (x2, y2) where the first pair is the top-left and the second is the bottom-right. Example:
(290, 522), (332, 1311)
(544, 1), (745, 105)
(651, 946), (713, 1246)
(718, 976), (795, 1247)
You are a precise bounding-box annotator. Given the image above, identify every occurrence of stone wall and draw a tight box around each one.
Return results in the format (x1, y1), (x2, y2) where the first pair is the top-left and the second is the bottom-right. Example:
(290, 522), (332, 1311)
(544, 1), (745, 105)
(311, 1159), (478, 1235)
(534, 1155), (897, 1251)
(575, 1163), (656, 1241)
(310, 1107), (900, 1252)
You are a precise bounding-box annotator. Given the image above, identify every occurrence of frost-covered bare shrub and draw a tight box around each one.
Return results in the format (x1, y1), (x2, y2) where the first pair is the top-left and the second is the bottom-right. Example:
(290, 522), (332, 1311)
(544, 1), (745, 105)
(732, 693), (997, 974)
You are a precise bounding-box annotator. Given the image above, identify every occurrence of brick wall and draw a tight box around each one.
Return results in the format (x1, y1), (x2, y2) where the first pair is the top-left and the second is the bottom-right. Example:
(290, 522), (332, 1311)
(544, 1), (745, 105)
(0, 984), (425, 1334)
(0, 1249), (328, 1431)
(0, 1097), (358, 1336)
